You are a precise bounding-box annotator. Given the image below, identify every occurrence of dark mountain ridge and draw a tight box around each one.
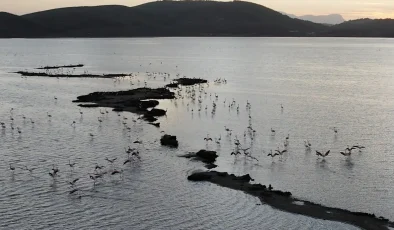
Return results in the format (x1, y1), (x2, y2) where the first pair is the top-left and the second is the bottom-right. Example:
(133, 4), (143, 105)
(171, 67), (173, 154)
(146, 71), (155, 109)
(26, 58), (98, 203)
(0, 12), (49, 37)
(1, 1), (325, 38)
(0, 1), (393, 38)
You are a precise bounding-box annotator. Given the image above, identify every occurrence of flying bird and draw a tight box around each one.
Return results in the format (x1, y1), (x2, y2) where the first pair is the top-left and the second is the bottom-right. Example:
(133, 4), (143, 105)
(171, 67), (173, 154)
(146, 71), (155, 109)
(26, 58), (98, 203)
(316, 150), (330, 158)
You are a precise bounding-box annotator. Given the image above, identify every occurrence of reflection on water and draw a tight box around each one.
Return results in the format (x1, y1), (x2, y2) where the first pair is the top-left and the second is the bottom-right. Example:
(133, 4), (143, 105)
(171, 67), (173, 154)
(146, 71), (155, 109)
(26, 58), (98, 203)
(0, 37), (393, 229)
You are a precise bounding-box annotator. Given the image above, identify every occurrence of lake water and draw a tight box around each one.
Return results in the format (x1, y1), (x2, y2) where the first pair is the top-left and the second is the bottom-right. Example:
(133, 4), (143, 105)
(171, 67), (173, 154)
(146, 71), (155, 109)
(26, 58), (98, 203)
(0, 37), (393, 229)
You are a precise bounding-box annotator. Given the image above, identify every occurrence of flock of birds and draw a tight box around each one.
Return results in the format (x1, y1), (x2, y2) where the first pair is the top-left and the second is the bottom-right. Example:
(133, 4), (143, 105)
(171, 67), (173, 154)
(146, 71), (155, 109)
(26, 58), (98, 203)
(3, 102), (148, 198)
(165, 82), (367, 165)
(4, 64), (369, 200)
(4, 68), (229, 199)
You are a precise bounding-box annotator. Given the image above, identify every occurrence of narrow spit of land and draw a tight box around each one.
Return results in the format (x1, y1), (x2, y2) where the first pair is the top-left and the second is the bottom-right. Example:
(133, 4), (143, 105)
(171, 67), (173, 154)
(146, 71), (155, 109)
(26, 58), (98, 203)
(15, 71), (130, 78)
(36, 64), (84, 70)
(188, 171), (394, 230)
(14, 64), (131, 78)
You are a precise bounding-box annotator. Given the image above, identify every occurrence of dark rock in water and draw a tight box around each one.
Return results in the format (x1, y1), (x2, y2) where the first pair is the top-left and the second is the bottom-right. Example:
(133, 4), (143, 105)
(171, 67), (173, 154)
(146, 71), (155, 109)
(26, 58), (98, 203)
(237, 174), (254, 182)
(205, 163), (217, 169)
(179, 150), (218, 169)
(165, 78), (208, 88)
(174, 78), (208, 86)
(149, 122), (160, 128)
(195, 150), (218, 163)
(139, 100), (159, 109)
(271, 190), (292, 197)
(248, 184), (267, 191)
(77, 103), (99, 108)
(165, 83), (179, 88)
(160, 134), (178, 148)
(143, 115), (158, 122)
(146, 108), (166, 117)
(187, 172), (213, 181)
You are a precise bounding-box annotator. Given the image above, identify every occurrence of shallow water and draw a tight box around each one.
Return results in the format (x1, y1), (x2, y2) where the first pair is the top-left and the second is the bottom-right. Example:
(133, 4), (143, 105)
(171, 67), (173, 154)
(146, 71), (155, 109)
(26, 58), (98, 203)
(0, 37), (393, 229)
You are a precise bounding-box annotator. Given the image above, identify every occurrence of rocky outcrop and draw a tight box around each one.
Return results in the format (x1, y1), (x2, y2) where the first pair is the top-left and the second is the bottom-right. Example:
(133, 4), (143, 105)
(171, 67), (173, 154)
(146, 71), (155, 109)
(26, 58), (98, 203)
(146, 108), (166, 117)
(195, 150), (218, 163)
(160, 134), (179, 148)
(180, 150), (218, 169)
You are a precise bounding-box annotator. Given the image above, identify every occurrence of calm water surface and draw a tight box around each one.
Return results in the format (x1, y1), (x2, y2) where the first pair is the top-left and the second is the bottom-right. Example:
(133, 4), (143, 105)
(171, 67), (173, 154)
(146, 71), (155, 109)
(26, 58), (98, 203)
(0, 37), (394, 229)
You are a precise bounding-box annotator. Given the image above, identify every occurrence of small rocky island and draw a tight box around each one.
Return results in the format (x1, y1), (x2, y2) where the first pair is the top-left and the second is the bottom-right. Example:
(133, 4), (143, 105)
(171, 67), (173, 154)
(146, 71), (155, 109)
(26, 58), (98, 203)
(160, 134), (179, 148)
(180, 150), (218, 169)
(73, 78), (208, 122)
(73, 87), (173, 122)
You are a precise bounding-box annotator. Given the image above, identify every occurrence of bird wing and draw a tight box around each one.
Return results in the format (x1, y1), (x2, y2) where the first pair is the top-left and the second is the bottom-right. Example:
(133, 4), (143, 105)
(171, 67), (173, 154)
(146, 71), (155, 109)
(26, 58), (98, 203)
(73, 178), (79, 183)
(325, 150), (330, 156)
(316, 151), (322, 156)
(281, 150), (287, 154)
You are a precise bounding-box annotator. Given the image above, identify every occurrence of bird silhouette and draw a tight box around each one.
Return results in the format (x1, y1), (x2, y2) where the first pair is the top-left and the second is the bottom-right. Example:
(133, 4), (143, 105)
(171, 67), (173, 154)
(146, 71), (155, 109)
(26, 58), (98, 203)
(316, 150), (330, 158)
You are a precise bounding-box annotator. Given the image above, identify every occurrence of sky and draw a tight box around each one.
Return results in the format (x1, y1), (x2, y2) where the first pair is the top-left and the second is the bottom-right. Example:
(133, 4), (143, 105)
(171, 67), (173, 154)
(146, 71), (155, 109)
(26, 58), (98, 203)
(1, 0), (394, 20)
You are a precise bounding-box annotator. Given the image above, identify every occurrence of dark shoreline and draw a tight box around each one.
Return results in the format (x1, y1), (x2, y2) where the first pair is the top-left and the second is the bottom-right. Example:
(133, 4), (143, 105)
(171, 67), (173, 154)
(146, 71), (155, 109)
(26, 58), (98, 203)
(188, 171), (393, 230)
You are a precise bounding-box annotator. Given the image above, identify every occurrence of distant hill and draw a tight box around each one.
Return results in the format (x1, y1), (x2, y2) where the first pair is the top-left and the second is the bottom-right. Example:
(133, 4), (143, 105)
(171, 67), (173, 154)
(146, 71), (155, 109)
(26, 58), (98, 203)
(0, 1), (393, 38)
(283, 12), (345, 25)
(0, 12), (49, 37)
(1, 1), (326, 38)
(299, 14), (345, 25)
(321, 18), (394, 37)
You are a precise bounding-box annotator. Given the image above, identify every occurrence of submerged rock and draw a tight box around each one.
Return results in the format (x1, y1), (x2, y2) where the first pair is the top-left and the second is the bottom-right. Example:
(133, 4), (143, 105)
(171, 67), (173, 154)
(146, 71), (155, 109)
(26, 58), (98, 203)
(160, 134), (179, 148)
